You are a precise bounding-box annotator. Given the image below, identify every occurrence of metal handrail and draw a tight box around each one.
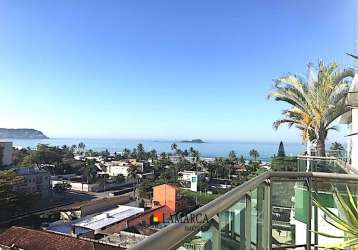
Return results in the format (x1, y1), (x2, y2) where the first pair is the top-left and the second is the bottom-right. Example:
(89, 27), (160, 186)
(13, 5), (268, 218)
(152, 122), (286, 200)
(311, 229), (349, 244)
(130, 171), (358, 250)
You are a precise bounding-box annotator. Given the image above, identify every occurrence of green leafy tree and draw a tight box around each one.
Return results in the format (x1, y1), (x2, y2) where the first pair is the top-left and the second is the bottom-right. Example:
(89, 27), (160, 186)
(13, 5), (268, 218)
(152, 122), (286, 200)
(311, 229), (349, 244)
(115, 174), (125, 184)
(268, 61), (354, 156)
(277, 141), (286, 157)
(53, 182), (72, 193)
(0, 170), (36, 213)
(271, 156), (298, 171)
(138, 199), (145, 208)
(82, 160), (98, 184)
(138, 179), (154, 199)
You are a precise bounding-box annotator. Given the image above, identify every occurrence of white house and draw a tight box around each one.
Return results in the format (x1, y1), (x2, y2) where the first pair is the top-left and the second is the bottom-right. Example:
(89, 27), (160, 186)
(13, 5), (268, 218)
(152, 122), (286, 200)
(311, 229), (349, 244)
(179, 170), (206, 182)
(104, 161), (131, 177)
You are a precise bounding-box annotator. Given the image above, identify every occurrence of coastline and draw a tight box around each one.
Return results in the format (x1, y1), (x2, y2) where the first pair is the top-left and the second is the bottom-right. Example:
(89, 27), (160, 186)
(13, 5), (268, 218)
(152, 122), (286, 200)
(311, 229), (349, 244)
(4, 138), (305, 160)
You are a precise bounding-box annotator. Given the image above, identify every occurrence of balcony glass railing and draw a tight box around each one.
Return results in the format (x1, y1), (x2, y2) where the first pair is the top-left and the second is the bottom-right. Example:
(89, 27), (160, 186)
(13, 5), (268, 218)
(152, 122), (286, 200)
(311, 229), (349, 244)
(297, 155), (358, 175)
(130, 172), (358, 250)
(297, 156), (347, 173)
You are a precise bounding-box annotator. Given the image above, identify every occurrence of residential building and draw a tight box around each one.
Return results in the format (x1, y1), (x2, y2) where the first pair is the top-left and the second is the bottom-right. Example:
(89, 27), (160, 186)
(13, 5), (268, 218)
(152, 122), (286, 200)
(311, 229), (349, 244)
(152, 184), (189, 215)
(48, 205), (144, 237)
(105, 161), (131, 177)
(179, 170), (206, 182)
(101, 184), (195, 234)
(340, 72), (358, 172)
(0, 226), (119, 250)
(103, 160), (152, 177)
(0, 141), (12, 166)
(59, 196), (130, 219)
(14, 167), (50, 198)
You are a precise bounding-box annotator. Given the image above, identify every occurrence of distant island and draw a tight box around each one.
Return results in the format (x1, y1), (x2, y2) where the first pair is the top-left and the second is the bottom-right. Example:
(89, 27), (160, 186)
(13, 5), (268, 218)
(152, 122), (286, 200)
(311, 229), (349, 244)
(180, 139), (205, 143)
(0, 128), (49, 139)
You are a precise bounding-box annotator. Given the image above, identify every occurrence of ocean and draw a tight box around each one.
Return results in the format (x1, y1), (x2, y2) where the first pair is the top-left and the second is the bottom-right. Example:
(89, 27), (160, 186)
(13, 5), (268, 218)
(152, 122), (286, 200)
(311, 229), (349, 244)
(2, 138), (305, 161)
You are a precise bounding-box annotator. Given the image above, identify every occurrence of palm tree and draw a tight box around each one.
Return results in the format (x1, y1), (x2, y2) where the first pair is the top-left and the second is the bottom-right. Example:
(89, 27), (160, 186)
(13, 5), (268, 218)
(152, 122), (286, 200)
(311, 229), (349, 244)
(239, 155), (245, 164)
(268, 61), (354, 156)
(228, 150), (238, 163)
(249, 149), (259, 162)
(128, 165), (140, 181)
(149, 149), (157, 160)
(78, 142), (85, 151)
(192, 150), (200, 163)
(136, 144), (146, 161)
(313, 186), (358, 249)
(70, 144), (77, 153)
(171, 143), (178, 153)
(347, 53), (358, 60)
(329, 142), (345, 158)
(159, 152), (168, 160)
(214, 158), (225, 178)
(127, 165), (141, 198)
(82, 160), (98, 184)
(122, 148), (131, 159)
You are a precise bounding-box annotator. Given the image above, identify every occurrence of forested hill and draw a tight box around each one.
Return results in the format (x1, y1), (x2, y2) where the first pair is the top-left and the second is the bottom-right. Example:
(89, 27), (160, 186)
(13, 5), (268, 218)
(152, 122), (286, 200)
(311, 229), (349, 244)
(0, 128), (49, 139)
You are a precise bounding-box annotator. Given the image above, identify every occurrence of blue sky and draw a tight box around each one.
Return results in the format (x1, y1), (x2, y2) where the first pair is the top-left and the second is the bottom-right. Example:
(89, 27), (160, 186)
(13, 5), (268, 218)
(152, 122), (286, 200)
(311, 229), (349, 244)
(0, 0), (357, 142)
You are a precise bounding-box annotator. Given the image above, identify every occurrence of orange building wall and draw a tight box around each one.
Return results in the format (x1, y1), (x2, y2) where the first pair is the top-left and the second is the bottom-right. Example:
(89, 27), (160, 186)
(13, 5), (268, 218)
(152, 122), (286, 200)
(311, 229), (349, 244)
(152, 184), (177, 213)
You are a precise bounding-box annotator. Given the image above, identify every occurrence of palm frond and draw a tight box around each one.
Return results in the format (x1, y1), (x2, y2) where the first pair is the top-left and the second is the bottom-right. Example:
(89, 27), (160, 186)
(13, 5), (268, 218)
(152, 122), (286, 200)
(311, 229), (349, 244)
(313, 186), (358, 249)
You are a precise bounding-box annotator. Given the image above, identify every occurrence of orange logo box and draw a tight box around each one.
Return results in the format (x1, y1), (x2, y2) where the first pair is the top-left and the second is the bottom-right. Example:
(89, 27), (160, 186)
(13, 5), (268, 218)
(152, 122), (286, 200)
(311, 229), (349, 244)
(152, 212), (163, 223)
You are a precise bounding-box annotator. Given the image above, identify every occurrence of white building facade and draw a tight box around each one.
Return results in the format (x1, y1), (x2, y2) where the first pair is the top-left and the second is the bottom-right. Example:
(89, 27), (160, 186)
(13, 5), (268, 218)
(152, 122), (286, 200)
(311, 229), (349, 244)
(340, 72), (358, 172)
(14, 167), (51, 198)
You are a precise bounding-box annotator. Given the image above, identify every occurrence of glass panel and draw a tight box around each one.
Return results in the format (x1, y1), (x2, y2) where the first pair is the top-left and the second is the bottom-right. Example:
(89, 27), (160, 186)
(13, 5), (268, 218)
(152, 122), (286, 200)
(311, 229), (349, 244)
(175, 219), (217, 250)
(297, 158), (345, 173)
(219, 196), (246, 250)
(271, 180), (308, 248)
(251, 189), (258, 248)
(251, 183), (269, 249)
(176, 196), (248, 250)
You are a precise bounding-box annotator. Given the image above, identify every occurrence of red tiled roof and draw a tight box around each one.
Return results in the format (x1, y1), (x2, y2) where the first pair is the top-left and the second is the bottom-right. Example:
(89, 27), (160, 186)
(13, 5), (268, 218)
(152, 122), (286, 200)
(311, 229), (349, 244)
(0, 227), (119, 250)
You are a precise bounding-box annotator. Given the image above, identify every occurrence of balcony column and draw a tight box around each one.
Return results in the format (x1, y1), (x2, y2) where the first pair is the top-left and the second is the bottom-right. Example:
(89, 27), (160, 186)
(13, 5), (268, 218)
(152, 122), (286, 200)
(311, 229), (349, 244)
(245, 193), (251, 250)
(209, 215), (221, 250)
(265, 179), (272, 250)
(306, 177), (312, 250)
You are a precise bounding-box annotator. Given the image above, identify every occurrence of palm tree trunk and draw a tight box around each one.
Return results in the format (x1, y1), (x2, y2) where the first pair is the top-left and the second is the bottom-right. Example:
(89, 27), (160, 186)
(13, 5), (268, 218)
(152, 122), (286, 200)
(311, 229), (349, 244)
(316, 131), (326, 157)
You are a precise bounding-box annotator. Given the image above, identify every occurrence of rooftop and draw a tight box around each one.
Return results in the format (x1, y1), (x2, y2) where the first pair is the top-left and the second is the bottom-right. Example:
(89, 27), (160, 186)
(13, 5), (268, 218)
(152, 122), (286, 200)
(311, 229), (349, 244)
(0, 226), (119, 250)
(74, 206), (144, 231)
(14, 167), (49, 175)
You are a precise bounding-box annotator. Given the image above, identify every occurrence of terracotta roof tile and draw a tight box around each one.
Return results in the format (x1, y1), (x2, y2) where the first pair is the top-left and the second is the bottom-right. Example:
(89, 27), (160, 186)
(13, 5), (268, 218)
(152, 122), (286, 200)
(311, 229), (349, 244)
(0, 226), (120, 250)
